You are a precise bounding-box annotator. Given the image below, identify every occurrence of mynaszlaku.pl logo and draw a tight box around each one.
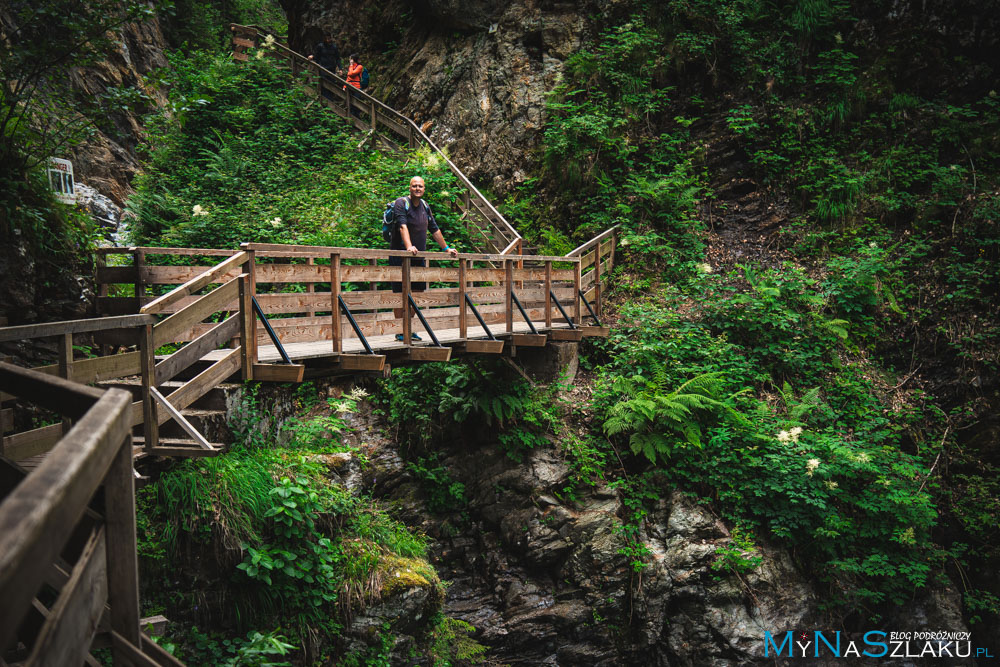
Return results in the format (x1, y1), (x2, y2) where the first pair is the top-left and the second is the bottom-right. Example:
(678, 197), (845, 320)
(762, 630), (994, 659)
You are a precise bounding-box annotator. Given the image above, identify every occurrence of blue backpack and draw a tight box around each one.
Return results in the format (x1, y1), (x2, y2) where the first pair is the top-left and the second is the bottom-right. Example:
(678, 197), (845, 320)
(382, 198), (433, 243)
(360, 67), (370, 90)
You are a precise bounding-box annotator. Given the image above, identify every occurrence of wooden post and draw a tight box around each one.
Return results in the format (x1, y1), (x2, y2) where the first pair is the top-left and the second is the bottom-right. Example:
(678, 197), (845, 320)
(306, 257), (316, 317)
(96, 253), (110, 355)
(574, 260), (582, 326)
(505, 259), (513, 334)
(544, 261), (552, 329)
(407, 124), (414, 150)
(58, 332), (73, 433)
(346, 88), (352, 119)
(139, 324), (157, 452)
(238, 275), (254, 381)
(369, 258), (379, 326)
(243, 249), (257, 365)
(133, 249), (145, 311)
(458, 259), (468, 339)
(330, 253), (341, 354)
(606, 234), (616, 318)
(401, 257), (412, 343)
(105, 435), (141, 662)
(370, 100), (377, 132)
(594, 242), (602, 319)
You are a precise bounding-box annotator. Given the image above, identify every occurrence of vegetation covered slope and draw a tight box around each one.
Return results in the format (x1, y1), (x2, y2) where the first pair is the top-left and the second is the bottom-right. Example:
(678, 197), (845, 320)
(492, 0), (999, 635)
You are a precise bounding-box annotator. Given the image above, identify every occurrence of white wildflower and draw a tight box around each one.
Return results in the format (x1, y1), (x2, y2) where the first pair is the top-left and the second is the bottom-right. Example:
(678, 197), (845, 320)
(805, 458), (820, 476)
(348, 387), (369, 401)
(777, 430), (792, 443)
(263, 34), (276, 49)
(697, 262), (713, 274)
(789, 426), (803, 442)
(855, 452), (871, 463)
(192, 204), (208, 216)
(334, 401), (352, 414)
(869, 241), (878, 249)
(824, 480), (838, 490)
(254, 48), (265, 60)
(270, 216), (282, 227)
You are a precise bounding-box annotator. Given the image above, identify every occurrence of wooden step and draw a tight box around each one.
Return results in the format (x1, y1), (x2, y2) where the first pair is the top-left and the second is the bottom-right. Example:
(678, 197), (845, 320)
(133, 436), (225, 458)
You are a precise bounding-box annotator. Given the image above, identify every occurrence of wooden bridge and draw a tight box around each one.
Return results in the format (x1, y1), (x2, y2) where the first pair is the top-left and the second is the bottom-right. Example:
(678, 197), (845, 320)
(0, 25), (620, 666)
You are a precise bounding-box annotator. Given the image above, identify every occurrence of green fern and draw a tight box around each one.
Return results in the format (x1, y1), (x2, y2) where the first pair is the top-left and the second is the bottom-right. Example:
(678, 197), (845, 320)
(604, 371), (744, 463)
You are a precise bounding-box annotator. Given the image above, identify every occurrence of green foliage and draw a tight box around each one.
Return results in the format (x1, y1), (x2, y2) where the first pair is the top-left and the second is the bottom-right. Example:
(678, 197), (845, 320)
(407, 454), (467, 515)
(138, 383), (434, 658)
(702, 264), (849, 382)
(711, 525), (763, 576)
(377, 359), (559, 459)
(591, 296), (942, 606)
(174, 627), (294, 666)
(604, 371), (743, 463)
(129, 50), (470, 252)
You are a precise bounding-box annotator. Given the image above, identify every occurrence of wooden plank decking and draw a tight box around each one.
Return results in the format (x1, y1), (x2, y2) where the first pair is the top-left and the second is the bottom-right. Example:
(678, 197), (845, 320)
(200, 319), (577, 364)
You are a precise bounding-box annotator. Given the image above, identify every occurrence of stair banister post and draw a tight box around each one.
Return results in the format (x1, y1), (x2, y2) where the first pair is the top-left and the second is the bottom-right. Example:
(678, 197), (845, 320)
(240, 245), (258, 365)
(401, 256), (412, 343)
(574, 259), (582, 326)
(544, 261), (552, 329)
(458, 257), (467, 340)
(140, 323), (158, 452)
(505, 259), (513, 334)
(238, 274), (254, 381)
(331, 253), (342, 354)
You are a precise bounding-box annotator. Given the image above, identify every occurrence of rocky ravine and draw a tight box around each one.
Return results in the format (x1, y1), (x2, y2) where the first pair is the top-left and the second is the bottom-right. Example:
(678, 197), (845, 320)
(347, 382), (970, 665)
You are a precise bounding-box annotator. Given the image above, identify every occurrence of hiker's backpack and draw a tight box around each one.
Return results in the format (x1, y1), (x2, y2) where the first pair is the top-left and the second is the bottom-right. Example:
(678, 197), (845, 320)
(382, 198), (433, 243)
(360, 67), (370, 90)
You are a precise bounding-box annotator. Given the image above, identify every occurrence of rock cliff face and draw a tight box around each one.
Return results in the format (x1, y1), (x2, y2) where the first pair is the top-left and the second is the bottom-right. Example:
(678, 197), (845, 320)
(286, 0), (605, 195)
(365, 407), (970, 664)
(68, 17), (170, 208)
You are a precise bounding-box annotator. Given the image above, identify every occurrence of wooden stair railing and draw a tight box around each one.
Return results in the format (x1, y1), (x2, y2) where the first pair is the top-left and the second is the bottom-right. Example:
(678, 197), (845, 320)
(136, 252), (259, 455)
(566, 225), (618, 331)
(0, 362), (183, 666)
(229, 24), (523, 259)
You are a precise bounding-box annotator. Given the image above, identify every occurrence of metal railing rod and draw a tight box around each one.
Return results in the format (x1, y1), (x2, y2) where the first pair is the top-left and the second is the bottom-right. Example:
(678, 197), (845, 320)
(252, 296), (293, 364)
(551, 291), (577, 329)
(338, 296), (375, 355)
(510, 292), (538, 334)
(407, 295), (443, 347)
(465, 295), (497, 341)
(578, 289), (602, 326)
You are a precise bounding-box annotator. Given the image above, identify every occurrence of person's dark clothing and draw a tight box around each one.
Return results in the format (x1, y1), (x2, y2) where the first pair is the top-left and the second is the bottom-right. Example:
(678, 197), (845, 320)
(312, 40), (340, 72)
(389, 197), (438, 292)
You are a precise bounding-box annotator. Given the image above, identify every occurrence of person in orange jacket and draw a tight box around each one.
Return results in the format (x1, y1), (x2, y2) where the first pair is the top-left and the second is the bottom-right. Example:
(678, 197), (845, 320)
(345, 54), (362, 90)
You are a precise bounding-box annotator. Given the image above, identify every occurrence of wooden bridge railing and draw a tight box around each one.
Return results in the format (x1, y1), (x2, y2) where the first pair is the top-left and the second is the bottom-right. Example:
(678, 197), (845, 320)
(229, 23), (523, 258)
(0, 315), (153, 461)
(0, 363), (180, 666)
(568, 225), (618, 319)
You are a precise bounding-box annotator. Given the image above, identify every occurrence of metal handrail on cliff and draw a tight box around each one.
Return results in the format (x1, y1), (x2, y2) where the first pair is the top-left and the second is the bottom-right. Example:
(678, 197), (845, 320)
(229, 24), (522, 258)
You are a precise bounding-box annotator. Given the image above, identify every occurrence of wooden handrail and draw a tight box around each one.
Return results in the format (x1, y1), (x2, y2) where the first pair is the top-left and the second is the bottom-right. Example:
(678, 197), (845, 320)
(0, 314), (154, 343)
(566, 225), (620, 258)
(0, 364), (135, 659)
(240, 242), (574, 264)
(140, 251), (247, 315)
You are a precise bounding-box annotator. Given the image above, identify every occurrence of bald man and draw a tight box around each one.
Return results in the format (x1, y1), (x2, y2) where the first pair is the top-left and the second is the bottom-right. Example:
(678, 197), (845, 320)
(389, 176), (458, 341)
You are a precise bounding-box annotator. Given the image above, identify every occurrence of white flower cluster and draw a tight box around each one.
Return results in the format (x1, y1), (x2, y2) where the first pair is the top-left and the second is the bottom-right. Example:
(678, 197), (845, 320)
(776, 426), (804, 443)
(805, 458), (821, 476)
(348, 387), (369, 401)
(697, 262), (713, 274)
(191, 204), (209, 216)
(269, 216), (282, 228)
